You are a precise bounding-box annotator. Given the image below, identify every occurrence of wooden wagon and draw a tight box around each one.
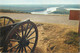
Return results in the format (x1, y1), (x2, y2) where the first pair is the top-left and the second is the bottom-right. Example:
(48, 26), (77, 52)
(0, 16), (38, 53)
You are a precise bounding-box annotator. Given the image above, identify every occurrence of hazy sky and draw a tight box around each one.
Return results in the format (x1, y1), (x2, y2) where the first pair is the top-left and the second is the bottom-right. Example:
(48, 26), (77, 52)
(0, 0), (80, 4)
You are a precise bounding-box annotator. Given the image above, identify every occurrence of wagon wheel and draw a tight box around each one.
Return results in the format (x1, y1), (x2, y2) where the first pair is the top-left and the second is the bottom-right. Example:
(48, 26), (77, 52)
(0, 16), (15, 27)
(3, 20), (38, 53)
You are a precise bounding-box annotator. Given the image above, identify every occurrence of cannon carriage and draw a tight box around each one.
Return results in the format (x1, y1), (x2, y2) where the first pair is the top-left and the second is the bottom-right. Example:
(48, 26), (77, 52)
(0, 16), (38, 53)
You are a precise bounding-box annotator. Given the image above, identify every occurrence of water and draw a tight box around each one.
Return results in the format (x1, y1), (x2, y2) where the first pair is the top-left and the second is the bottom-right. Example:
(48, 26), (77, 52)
(31, 7), (58, 14)
(31, 7), (80, 14)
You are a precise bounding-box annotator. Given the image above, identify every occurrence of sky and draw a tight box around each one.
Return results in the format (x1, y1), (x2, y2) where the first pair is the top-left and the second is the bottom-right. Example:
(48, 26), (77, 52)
(0, 0), (80, 5)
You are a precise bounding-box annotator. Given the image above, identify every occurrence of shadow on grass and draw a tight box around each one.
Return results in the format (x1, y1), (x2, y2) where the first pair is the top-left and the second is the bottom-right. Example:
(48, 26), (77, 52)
(64, 31), (79, 46)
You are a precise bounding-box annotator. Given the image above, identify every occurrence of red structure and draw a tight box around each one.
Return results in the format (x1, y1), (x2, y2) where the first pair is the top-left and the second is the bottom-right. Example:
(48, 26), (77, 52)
(69, 10), (80, 53)
(69, 10), (80, 33)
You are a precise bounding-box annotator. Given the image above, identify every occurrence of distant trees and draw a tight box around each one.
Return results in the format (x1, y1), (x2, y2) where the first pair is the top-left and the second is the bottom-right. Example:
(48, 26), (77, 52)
(0, 9), (31, 14)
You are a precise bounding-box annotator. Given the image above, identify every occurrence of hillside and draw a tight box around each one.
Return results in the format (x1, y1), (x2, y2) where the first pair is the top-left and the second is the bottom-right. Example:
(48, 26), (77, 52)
(0, 19), (79, 53)
(34, 22), (79, 53)
(0, 9), (31, 13)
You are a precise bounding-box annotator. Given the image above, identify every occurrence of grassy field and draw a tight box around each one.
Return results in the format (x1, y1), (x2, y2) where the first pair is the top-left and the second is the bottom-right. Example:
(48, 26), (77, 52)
(34, 22), (79, 53)
(0, 19), (79, 53)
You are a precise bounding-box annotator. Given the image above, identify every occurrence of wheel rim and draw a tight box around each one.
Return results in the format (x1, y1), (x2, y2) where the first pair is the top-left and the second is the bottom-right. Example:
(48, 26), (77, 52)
(0, 16), (15, 52)
(5, 21), (38, 53)
(0, 16), (15, 27)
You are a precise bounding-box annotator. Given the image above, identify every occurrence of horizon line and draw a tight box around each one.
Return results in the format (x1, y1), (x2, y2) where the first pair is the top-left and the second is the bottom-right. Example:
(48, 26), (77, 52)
(0, 3), (80, 5)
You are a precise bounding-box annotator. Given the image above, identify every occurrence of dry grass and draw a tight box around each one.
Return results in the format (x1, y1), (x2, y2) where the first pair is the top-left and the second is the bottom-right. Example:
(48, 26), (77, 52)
(0, 19), (79, 53)
(35, 22), (79, 53)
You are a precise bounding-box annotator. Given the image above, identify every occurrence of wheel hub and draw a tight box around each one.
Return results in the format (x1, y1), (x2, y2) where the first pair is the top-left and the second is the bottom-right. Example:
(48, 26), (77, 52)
(19, 38), (29, 47)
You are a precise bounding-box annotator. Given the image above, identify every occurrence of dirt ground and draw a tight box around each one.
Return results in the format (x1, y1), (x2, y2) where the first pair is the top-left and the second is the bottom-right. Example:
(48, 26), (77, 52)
(0, 13), (79, 26)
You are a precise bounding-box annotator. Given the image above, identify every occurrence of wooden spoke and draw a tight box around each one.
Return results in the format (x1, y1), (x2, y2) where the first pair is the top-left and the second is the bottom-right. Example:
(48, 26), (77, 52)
(27, 30), (35, 38)
(15, 30), (21, 39)
(6, 20), (10, 25)
(18, 46), (21, 53)
(24, 47), (27, 53)
(28, 37), (36, 40)
(0, 16), (15, 27)
(21, 25), (24, 37)
(25, 24), (29, 35)
(10, 39), (20, 42)
(26, 25), (33, 37)
(27, 46), (32, 50)
(29, 42), (35, 44)
(21, 47), (23, 53)
(15, 45), (20, 52)
(8, 44), (19, 51)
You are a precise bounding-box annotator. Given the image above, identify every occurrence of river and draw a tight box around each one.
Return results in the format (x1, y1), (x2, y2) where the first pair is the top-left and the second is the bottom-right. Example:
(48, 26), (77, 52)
(31, 7), (80, 14)
(31, 7), (58, 14)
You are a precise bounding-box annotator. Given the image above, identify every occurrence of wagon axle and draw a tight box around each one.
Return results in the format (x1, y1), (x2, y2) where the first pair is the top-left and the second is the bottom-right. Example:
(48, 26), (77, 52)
(19, 38), (30, 47)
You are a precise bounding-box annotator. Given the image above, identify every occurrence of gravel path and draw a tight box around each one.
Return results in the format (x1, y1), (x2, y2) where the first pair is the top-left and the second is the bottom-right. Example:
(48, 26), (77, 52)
(0, 13), (79, 26)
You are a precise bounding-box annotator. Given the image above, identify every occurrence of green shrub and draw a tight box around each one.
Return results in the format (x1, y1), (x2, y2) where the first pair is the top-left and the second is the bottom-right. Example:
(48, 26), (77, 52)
(64, 31), (79, 46)
(0, 9), (31, 14)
